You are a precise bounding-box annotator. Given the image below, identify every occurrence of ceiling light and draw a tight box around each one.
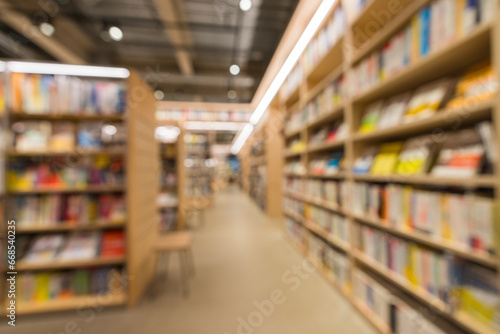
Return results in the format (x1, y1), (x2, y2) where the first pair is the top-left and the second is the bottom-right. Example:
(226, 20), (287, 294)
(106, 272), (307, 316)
(239, 0), (252, 11)
(231, 123), (254, 154)
(232, 0), (337, 154)
(227, 90), (237, 99)
(154, 90), (165, 100)
(155, 126), (181, 142)
(0, 61), (5, 72)
(39, 22), (55, 37)
(108, 26), (123, 41)
(229, 64), (240, 76)
(7, 61), (130, 78)
(184, 121), (248, 131)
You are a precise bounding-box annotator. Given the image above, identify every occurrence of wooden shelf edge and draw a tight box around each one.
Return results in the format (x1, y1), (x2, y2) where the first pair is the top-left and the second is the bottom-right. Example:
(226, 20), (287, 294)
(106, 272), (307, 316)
(16, 293), (127, 315)
(8, 186), (126, 194)
(350, 173), (496, 188)
(307, 140), (345, 153)
(16, 256), (126, 271)
(16, 221), (126, 234)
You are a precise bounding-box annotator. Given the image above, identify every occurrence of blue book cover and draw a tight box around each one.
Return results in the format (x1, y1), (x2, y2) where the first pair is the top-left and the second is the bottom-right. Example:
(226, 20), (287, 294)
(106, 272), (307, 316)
(420, 6), (431, 57)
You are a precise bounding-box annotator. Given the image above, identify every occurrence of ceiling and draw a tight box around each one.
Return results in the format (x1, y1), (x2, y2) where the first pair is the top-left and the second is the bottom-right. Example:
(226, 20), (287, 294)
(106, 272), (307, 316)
(0, 0), (300, 103)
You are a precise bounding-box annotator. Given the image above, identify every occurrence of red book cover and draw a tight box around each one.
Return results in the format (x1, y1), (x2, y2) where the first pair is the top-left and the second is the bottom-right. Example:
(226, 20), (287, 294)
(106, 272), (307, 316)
(100, 231), (125, 257)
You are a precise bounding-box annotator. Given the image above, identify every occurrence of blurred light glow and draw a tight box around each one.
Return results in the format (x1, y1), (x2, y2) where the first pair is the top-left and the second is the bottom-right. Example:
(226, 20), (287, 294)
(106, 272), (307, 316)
(7, 61), (130, 78)
(155, 126), (181, 143)
(230, 64), (240, 76)
(109, 26), (123, 41)
(40, 22), (55, 37)
(240, 0), (252, 11)
(184, 121), (247, 131)
(102, 125), (117, 136)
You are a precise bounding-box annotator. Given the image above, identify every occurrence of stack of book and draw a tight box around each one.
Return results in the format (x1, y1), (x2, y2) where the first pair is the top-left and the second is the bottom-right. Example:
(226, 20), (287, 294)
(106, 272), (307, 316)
(351, 0), (493, 97)
(13, 194), (126, 228)
(9, 74), (126, 115)
(18, 267), (124, 303)
(305, 76), (346, 123)
(7, 156), (125, 191)
(305, 179), (344, 208)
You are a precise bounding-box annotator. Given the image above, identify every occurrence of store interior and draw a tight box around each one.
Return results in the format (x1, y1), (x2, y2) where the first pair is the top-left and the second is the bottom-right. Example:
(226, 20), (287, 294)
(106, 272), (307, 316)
(0, 0), (500, 333)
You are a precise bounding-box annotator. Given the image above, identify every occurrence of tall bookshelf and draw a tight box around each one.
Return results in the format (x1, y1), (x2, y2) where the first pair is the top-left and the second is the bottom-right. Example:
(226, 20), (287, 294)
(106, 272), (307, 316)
(158, 139), (180, 233)
(0, 64), (158, 313)
(280, 1), (500, 333)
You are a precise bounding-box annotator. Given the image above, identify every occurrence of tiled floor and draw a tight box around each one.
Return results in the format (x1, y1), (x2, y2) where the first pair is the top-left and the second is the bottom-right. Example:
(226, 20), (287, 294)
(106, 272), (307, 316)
(2, 186), (376, 334)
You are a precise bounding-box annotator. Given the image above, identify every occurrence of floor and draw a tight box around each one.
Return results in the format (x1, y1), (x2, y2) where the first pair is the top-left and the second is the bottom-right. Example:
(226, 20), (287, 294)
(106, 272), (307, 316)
(2, 186), (376, 334)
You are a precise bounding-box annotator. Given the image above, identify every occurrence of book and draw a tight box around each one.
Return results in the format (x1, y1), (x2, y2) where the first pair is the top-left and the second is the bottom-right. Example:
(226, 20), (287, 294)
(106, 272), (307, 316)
(394, 135), (438, 175)
(371, 142), (404, 175)
(359, 101), (384, 133)
(431, 127), (485, 177)
(13, 121), (52, 152)
(353, 147), (378, 174)
(50, 122), (75, 152)
(403, 79), (455, 123)
(377, 93), (411, 130)
(23, 235), (65, 263)
(100, 231), (126, 258)
(57, 232), (101, 261)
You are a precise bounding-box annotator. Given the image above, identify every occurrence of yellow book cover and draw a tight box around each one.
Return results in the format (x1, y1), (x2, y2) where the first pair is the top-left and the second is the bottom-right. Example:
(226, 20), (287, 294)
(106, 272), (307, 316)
(0, 77), (5, 115)
(441, 194), (452, 240)
(35, 273), (50, 301)
(370, 142), (404, 175)
(407, 244), (418, 284)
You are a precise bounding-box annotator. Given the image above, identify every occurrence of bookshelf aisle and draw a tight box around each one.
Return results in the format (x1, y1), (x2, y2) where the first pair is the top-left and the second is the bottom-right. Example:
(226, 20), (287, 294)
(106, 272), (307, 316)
(0, 62), (158, 314)
(249, 134), (267, 211)
(279, 0), (500, 333)
(157, 136), (180, 233)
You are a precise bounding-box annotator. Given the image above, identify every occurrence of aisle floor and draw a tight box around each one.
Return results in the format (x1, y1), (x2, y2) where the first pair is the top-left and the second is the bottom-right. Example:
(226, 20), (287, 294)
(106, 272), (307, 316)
(3, 186), (376, 334)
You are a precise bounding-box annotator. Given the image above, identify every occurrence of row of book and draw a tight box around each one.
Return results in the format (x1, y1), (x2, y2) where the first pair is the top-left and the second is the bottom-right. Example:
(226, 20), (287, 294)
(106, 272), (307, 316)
(358, 223), (500, 330)
(284, 160), (306, 175)
(283, 64), (304, 100)
(8, 157), (125, 191)
(286, 138), (306, 154)
(285, 218), (307, 249)
(309, 120), (347, 146)
(353, 269), (450, 334)
(17, 267), (124, 303)
(12, 194), (126, 228)
(283, 197), (303, 218)
(18, 231), (125, 263)
(352, 182), (495, 254)
(309, 233), (350, 291)
(12, 121), (126, 152)
(306, 205), (350, 245)
(304, 76), (346, 122)
(353, 122), (495, 177)
(305, 179), (348, 209)
(10, 73), (126, 115)
(358, 62), (496, 134)
(303, 6), (346, 74)
(156, 109), (251, 122)
(351, 0), (493, 96)
(309, 152), (343, 176)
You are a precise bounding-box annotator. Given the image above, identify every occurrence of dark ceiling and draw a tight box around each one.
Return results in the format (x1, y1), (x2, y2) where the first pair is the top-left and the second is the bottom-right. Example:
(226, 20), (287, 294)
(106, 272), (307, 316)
(0, 0), (300, 103)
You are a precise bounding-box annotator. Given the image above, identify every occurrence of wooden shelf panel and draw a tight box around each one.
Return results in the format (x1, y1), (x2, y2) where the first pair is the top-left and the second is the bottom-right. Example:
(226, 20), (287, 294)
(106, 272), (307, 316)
(17, 293), (126, 315)
(9, 112), (125, 122)
(307, 140), (345, 154)
(352, 214), (498, 268)
(283, 150), (305, 158)
(8, 186), (126, 194)
(283, 210), (305, 224)
(307, 104), (344, 130)
(284, 126), (304, 139)
(353, 24), (492, 104)
(302, 195), (348, 216)
(307, 172), (346, 180)
(351, 173), (496, 188)
(16, 256), (126, 271)
(16, 220), (126, 234)
(352, 99), (493, 143)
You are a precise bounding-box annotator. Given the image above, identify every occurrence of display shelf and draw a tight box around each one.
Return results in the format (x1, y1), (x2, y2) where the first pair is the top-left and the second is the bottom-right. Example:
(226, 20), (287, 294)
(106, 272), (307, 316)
(353, 23), (492, 104)
(15, 220), (126, 234)
(305, 220), (350, 252)
(352, 214), (498, 268)
(17, 293), (127, 315)
(351, 99), (494, 143)
(307, 104), (344, 129)
(307, 140), (345, 153)
(350, 173), (496, 188)
(9, 111), (125, 122)
(16, 256), (126, 271)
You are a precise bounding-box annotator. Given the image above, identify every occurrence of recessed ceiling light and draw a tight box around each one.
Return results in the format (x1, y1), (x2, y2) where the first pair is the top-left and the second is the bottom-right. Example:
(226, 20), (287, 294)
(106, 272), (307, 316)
(102, 125), (117, 136)
(227, 90), (237, 99)
(239, 0), (252, 11)
(109, 26), (123, 41)
(154, 90), (165, 100)
(229, 64), (240, 76)
(39, 22), (55, 37)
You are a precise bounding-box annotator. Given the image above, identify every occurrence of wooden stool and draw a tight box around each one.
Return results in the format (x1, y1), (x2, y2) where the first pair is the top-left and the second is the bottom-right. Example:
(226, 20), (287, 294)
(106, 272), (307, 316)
(154, 231), (195, 297)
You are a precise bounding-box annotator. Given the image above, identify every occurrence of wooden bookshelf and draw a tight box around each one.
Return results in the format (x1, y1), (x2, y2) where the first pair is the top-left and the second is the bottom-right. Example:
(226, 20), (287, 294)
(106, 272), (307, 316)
(0, 68), (159, 315)
(277, 0), (500, 333)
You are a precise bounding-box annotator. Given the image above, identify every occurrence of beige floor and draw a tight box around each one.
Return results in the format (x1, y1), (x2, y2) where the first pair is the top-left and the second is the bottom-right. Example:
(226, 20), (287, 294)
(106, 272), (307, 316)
(2, 186), (376, 334)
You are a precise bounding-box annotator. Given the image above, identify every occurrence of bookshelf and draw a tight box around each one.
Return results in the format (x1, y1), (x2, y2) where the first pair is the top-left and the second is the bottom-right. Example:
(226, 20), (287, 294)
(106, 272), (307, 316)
(279, 0), (500, 333)
(0, 65), (159, 314)
(157, 136), (180, 233)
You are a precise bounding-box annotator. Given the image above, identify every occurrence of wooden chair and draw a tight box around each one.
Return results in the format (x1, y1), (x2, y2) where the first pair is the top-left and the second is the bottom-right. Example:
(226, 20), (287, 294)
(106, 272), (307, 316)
(154, 231), (195, 297)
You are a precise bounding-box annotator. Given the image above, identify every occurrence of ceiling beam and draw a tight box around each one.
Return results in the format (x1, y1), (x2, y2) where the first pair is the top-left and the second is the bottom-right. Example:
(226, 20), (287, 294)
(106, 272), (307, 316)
(0, 1), (87, 64)
(152, 0), (194, 75)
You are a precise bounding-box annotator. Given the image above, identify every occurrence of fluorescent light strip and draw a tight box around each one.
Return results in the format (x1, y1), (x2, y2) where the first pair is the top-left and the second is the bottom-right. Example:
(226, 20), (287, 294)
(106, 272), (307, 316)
(184, 121), (248, 131)
(231, 0), (336, 154)
(0, 61), (5, 72)
(231, 124), (254, 154)
(7, 61), (130, 78)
